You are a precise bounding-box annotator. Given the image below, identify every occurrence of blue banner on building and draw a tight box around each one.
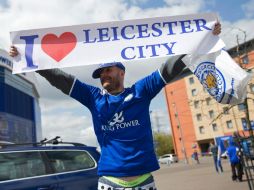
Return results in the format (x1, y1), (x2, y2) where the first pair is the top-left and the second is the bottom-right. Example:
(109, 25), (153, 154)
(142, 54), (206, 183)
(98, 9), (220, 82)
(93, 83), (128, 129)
(215, 135), (233, 154)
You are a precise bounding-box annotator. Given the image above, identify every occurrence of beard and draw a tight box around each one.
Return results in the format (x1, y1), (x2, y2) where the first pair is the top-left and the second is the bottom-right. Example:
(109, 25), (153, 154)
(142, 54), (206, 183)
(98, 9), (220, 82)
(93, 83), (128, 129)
(101, 76), (121, 93)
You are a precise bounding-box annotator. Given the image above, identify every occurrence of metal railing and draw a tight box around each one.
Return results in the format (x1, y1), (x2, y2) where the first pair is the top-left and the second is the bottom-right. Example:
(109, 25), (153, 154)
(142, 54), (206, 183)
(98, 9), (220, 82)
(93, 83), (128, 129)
(234, 135), (254, 190)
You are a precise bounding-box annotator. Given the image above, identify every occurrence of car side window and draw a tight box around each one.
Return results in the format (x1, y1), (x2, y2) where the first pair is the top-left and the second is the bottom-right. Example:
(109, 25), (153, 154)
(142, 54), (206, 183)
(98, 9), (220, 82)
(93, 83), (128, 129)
(46, 150), (95, 173)
(0, 151), (46, 182)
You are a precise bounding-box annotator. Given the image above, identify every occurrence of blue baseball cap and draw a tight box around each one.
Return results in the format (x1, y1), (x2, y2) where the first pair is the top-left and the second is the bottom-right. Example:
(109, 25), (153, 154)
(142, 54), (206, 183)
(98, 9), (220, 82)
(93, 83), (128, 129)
(92, 62), (125, 79)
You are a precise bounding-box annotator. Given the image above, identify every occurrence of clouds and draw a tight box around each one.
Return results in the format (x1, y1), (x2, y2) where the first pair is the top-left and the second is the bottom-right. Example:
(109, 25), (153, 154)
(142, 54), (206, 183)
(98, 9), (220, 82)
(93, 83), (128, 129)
(220, 19), (254, 49)
(115, 0), (205, 20)
(40, 98), (98, 146)
(1, 0), (254, 146)
(150, 109), (171, 134)
(0, 0), (204, 48)
(242, 0), (254, 18)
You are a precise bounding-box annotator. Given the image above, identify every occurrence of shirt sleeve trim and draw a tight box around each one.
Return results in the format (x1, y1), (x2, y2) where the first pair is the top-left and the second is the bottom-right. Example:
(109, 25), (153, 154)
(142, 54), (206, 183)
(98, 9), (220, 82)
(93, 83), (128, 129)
(68, 78), (77, 96)
(158, 69), (167, 85)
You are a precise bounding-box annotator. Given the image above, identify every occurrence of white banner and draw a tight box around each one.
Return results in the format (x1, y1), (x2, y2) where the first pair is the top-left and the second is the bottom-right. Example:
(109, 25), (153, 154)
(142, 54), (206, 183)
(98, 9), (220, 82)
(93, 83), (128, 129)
(10, 12), (225, 74)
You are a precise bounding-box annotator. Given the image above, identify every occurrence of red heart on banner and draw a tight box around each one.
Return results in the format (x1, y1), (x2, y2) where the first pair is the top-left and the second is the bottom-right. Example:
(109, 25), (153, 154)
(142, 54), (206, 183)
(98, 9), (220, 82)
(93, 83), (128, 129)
(41, 32), (77, 62)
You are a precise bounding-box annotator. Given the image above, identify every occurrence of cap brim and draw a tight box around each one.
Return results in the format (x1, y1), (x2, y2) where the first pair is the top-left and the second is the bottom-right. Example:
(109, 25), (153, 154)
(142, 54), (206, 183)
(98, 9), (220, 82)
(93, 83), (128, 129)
(92, 68), (102, 79)
(92, 62), (125, 79)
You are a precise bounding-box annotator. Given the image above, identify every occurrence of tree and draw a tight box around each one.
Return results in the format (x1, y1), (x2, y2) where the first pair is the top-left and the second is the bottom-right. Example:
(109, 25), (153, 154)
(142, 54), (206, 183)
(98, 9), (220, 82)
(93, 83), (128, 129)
(153, 132), (174, 156)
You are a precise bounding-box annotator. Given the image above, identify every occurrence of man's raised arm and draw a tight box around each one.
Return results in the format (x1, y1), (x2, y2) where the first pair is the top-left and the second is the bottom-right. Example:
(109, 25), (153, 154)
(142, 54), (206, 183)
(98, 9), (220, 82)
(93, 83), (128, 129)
(159, 54), (186, 83)
(37, 69), (75, 95)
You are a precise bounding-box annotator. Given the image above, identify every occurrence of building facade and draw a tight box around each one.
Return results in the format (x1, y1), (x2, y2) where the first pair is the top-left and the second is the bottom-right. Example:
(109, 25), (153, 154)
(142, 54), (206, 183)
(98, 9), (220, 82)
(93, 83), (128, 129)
(0, 49), (41, 143)
(165, 39), (254, 161)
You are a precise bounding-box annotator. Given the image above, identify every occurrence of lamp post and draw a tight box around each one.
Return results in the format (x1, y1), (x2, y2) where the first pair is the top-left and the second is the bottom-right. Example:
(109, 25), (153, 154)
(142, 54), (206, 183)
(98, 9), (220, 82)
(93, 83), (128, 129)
(172, 102), (189, 164)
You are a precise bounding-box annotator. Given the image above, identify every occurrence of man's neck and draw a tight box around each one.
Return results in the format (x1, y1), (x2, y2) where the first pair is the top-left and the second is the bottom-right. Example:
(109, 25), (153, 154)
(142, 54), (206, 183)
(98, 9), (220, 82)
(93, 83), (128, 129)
(108, 88), (125, 95)
(107, 86), (125, 95)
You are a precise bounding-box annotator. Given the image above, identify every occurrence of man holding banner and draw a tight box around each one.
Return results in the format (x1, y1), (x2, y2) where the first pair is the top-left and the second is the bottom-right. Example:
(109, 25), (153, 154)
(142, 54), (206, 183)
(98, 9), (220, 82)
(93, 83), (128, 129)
(10, 15), (222, 190)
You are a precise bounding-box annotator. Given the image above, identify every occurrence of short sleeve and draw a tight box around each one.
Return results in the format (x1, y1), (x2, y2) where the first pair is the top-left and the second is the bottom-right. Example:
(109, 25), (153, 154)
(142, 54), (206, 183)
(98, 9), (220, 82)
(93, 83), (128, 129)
(70, 79), (100, 110)
(134, 70), (166, 100)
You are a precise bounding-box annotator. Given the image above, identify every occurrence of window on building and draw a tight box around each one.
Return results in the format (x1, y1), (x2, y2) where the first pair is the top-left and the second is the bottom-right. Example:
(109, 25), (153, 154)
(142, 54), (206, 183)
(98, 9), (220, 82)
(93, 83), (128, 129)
(226, 120), (233, 129)
(223, 107), (229, 114)
(241, 118), (247, 128)
(238, 103), (246, 111)
(250, 84), (254, 92)
(209, 110), (214, 119)
(194, 101), (199, 108)
(206, 97), (211, 105)
(191, 89), (197, 96)
(241, 118), (251, 131)
(196, 113), (202, 121)
(242, 55), (249, 64)
(241, 118), (247, 123)
(212, 123), (218, 131)
(199, 126), (205, 134)
(189, 77), (194, 84)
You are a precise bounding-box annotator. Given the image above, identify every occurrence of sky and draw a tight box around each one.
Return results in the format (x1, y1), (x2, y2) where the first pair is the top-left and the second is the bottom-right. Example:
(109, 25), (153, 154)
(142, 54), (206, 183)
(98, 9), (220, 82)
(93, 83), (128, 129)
(0, 0), (254, 147)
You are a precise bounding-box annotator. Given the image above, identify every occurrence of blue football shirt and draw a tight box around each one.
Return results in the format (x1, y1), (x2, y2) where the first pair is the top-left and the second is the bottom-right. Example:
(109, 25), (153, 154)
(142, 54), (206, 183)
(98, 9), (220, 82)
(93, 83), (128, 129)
(227, 145), (240, 164)
(70, 70), (166, 177)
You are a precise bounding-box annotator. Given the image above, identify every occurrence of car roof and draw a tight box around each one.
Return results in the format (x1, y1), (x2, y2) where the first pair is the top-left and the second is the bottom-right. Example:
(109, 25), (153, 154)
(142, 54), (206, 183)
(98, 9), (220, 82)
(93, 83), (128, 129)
(0, 145), (98, 152)
(161, 154), (176, 156)
(0, 137), (97, 153)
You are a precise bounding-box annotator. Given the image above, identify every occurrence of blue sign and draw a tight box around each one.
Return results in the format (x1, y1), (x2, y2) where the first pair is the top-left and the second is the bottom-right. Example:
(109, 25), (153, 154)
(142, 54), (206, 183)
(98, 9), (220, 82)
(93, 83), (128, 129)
(0, 56), (12, 68)
(215, 135), (233, 154)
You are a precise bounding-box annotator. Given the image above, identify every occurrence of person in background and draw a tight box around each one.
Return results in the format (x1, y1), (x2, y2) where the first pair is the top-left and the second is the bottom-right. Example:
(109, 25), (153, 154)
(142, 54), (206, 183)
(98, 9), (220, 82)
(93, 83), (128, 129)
(209, 141), (223, 173)
(192, 149), (200, 164)
(226, 141), (243, 181)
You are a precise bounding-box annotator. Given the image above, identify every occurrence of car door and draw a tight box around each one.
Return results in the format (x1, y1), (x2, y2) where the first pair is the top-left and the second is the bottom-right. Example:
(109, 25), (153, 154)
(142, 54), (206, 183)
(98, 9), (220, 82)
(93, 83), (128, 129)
(45, 150), (98, 190)
(0, 151), (59, 190)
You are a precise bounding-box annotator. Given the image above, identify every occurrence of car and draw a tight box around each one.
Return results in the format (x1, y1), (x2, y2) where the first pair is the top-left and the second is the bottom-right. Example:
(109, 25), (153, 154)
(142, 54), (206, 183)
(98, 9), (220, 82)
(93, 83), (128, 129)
(0, 136), (100, 190)
(158, 154), (178, 164)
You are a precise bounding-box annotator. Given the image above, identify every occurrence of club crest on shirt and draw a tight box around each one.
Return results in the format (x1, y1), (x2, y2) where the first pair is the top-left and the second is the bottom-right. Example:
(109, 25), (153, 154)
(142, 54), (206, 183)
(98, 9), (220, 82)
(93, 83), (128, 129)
(194, 62), (225, 102)
(109, 111), (124, 126)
